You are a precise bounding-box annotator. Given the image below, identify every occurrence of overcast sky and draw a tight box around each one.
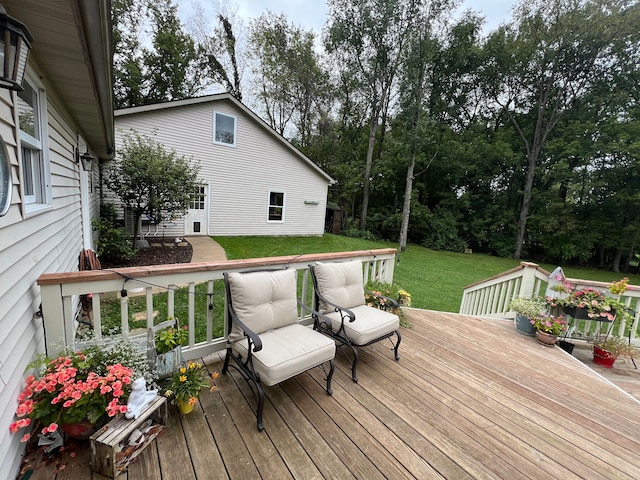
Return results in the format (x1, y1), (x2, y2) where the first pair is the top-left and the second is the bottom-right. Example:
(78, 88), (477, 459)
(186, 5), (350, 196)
(177, 0), (517, 36)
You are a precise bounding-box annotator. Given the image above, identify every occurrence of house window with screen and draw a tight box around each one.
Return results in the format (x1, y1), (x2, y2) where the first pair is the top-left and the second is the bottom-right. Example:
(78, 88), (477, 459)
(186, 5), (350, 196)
(18, 75), (50, 212)
(268, 191), (285, 222)
(213, 111), (236, 146)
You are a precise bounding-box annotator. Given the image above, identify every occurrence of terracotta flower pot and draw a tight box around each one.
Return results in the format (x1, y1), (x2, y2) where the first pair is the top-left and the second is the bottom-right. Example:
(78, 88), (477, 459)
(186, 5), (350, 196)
(536, 330), (558, 347)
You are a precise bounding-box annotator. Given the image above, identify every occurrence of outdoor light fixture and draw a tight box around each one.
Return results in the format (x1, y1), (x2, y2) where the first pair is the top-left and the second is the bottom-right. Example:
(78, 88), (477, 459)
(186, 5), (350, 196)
(0, 6), (33, 91)
(76, 148), (95, 171)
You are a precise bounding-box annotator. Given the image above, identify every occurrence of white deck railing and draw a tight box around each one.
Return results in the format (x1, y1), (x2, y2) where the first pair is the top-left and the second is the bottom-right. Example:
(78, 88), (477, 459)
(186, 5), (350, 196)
(460, 261), (640, 343)
(37, 249), (397, 358)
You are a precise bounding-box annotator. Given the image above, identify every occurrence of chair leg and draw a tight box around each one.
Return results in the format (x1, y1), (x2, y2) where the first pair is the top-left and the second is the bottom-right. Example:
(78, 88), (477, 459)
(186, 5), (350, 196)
(222, 347), (232, 374)
(348, 344), (359, 383)
(326, 359), (335, 395)
(393, 330), (402, 361)
(255, 381), (265, 431)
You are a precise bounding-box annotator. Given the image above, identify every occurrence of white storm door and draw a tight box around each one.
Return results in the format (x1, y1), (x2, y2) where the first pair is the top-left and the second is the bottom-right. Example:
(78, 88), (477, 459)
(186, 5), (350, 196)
(185, 184), (208, 235)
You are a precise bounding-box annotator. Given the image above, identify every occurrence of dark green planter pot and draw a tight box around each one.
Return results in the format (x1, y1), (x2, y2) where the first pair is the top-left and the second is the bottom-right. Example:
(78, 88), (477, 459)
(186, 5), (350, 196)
(515, 313), (536, 336)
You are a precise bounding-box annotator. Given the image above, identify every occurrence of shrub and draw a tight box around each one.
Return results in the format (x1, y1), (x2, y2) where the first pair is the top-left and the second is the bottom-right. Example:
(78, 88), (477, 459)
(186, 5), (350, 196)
(93, 203), (134, 263)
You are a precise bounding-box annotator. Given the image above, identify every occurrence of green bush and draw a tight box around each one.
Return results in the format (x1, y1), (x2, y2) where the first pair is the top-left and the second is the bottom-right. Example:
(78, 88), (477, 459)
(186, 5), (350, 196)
(93, 203), (134, 263)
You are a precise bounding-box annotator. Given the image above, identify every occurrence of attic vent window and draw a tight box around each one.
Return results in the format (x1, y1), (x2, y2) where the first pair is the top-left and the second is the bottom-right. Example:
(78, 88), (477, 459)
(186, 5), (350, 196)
(213, 111), (236, 147)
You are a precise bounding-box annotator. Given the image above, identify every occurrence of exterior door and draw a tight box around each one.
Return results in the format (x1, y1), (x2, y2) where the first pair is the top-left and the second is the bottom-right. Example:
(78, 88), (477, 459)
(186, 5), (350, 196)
(184, 184), (208, 235)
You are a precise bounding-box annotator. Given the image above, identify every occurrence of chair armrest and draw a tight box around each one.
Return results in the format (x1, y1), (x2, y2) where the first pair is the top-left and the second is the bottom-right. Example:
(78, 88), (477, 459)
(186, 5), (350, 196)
(365, 289), (399, 310)
(313, 290), (356, 323)
(298, 300), (345, 326)
(227, 306), (263, 352)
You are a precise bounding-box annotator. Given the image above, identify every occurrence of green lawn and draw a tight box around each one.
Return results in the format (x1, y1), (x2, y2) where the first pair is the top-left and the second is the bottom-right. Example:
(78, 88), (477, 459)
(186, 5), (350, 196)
(215, 234), (640, 313)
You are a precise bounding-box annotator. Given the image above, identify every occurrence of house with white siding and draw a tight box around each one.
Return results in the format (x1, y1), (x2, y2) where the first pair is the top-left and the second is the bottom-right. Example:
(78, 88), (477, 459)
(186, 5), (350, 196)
(114, 94), (335, 238)
(0, 1), (113, 477)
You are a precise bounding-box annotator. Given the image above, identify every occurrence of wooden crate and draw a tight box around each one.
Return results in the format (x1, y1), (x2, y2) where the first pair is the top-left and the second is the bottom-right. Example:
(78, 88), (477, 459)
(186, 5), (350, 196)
(90, 396), (167, 478)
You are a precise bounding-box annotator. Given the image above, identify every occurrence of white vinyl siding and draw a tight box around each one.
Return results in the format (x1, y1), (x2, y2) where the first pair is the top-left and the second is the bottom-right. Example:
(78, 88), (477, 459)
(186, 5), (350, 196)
(1, 66), (93, 479)
(115, 97), (331, 237)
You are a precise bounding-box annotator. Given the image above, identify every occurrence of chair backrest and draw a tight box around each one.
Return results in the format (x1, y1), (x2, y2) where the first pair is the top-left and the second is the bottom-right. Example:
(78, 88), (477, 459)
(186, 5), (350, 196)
(225, 269), (299, 342)
(312, 260), (365, 313)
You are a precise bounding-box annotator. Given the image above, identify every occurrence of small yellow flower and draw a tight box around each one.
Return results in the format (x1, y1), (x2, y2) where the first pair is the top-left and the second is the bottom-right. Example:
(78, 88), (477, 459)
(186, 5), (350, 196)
(179, 367), (187, 374)
(164, 389), (173, 397)
(179, 375), (187, 382)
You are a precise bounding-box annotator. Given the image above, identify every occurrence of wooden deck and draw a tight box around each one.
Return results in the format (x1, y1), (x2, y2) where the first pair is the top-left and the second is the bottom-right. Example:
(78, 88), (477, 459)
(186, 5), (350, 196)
(22, 309), (640, 479)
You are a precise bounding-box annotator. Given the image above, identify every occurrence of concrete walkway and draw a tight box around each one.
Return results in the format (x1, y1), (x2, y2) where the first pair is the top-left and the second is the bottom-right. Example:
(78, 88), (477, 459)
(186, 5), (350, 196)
(184, 236), (227, 262)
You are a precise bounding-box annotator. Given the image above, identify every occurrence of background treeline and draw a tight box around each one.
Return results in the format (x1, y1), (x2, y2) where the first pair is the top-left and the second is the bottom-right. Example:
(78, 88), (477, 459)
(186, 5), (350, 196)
(112, 0), (640, 272)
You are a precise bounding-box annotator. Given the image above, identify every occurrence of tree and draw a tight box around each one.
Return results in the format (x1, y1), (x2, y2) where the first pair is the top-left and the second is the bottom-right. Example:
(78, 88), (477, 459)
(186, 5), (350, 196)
(248, 12), (329, 145)
(186, 1), (244, 100)
(325, 0), (420, 231)
(143, 0), (205, 103)
(397, 6), (481, 251)
(106, 131), (200, 248)
(112, 0), (209, 108)
(482, 0), (640, 259)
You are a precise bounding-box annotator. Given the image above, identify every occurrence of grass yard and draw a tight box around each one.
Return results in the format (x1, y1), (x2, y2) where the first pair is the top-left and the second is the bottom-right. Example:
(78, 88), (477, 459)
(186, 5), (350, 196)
(217, 234), (640, 313)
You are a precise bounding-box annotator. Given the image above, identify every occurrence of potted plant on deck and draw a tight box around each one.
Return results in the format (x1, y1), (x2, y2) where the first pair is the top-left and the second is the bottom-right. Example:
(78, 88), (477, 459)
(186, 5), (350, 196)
(148, 318), (188, 378)
(9, 351), (134, 443)
(591, 333), (633, 368)
(531, 313), (568, 347)
(508, 297), (547, 336)
(164, 361), (219, 414)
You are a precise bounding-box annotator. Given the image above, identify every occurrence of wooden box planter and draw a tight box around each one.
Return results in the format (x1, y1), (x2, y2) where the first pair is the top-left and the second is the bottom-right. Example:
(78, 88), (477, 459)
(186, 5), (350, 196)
(90, 396), (167, 478)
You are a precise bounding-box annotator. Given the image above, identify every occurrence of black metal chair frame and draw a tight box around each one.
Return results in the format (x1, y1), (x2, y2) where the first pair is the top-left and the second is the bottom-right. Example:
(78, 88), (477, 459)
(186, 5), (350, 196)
(309, 264), (401, 383)
(221, 270), (335, 431)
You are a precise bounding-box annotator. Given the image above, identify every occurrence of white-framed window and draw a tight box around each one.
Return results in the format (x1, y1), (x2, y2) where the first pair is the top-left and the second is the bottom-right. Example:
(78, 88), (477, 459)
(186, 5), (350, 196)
(213, 111), (236, 146)
(268, 190), (285, 222)
(18, 74), (50, 213)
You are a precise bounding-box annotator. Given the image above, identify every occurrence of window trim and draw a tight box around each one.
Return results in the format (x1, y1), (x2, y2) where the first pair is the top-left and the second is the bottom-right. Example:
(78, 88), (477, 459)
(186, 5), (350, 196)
(18, 71), (51, 214)
(212, 111), (237, 147)
(267, 190), (285, 223)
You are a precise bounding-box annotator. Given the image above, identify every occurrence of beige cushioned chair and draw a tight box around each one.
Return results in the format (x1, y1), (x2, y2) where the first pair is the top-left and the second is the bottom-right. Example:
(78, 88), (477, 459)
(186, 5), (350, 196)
(310, 260), (401, 382)
(222, 269), (335, 431)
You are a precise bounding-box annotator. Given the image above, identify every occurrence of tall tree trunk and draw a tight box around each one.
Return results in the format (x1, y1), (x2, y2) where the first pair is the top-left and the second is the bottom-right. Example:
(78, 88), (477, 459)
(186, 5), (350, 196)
(513, 147), (539, 259)
(399, 152), (416, 252)
(360, 114), (379, 231)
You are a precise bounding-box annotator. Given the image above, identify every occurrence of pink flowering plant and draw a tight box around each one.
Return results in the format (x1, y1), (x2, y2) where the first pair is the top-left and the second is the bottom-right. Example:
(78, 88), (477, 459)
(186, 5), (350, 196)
(9, 351), (133, 443)
(547, 282), (618, 322)
(531, 313), (568, 336)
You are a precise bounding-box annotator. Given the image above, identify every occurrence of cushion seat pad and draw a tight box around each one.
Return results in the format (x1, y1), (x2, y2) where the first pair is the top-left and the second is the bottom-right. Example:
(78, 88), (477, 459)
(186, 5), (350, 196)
(324, 305), (399, 346)
(232, 324), (335, 387)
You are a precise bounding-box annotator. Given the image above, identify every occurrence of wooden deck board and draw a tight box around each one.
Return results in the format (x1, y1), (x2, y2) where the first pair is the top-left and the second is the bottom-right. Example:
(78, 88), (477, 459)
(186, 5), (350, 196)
(24, 309), (640, 479)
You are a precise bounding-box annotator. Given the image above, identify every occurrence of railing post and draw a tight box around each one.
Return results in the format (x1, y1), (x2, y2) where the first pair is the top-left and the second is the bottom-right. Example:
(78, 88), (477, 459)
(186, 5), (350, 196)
(40, 284), (66, 358)
(517, 262), (540, 299)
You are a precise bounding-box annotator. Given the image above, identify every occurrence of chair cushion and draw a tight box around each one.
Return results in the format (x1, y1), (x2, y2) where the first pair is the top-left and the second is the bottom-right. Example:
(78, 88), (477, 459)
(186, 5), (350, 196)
(227, 269), (298, 342)
(232, 324), (336, 386)
(324, 305), (399, 346)
(314, 260), (365, 313)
